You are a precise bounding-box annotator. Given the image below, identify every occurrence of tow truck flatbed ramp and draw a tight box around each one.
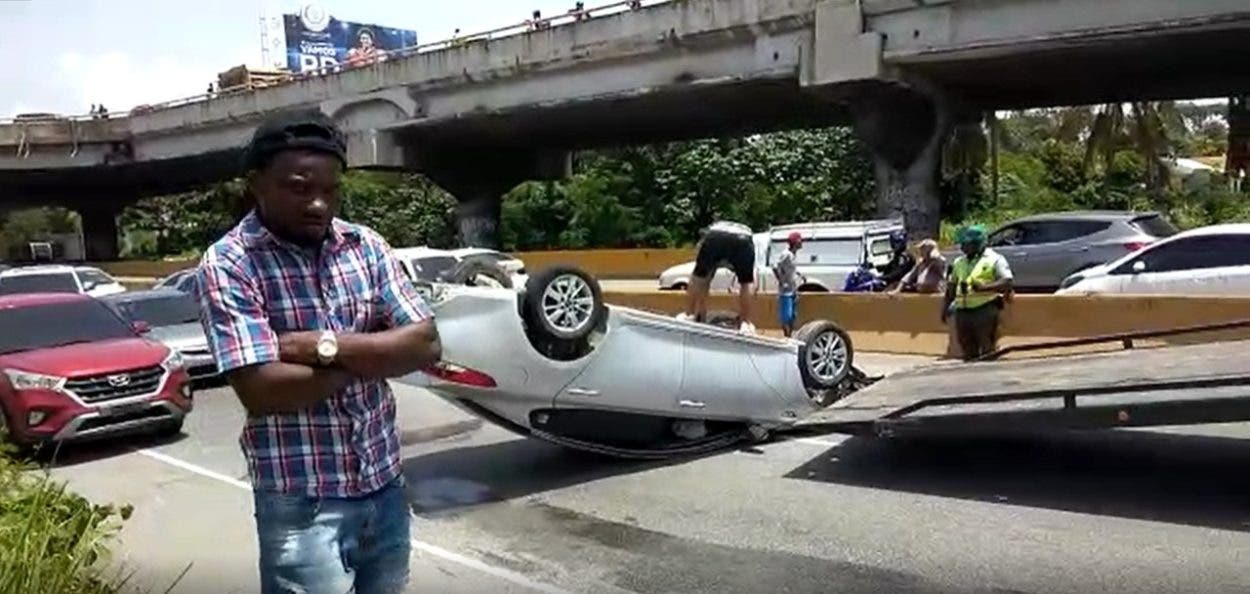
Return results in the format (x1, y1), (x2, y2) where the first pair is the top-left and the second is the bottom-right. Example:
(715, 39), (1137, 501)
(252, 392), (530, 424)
(799, 334), (1250, 437)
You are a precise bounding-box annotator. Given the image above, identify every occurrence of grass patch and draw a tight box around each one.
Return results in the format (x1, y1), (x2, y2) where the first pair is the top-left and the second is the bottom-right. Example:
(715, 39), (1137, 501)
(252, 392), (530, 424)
(0, 444), (147, 594)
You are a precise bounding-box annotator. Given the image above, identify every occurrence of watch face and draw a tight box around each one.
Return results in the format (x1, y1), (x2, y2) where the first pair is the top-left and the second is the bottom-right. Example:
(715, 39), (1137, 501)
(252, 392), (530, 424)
(317, 340), (337, 357)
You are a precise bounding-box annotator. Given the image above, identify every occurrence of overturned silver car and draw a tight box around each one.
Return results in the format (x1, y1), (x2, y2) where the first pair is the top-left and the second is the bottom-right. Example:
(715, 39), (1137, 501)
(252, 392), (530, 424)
(412, 265), (870, 458)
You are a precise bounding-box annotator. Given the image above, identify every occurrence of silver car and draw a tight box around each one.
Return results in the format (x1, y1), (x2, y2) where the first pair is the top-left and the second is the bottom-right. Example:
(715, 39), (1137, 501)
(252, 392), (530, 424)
(406, 265), (864, 458)
(969, 211), (1179, 292)
(103, 289), (219, 382)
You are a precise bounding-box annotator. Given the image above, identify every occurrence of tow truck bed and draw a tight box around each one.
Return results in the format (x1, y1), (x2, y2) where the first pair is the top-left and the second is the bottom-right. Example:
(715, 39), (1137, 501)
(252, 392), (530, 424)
(799, 333), (1250, 437)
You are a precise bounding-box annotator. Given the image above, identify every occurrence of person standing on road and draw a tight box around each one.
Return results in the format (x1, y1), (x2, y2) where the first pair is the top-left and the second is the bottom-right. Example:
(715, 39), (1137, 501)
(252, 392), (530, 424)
(942, 224), (1013, 361)
(678, 220), (758, 334)
(195, 113), (442, 594)
(772, 231), (804, 337)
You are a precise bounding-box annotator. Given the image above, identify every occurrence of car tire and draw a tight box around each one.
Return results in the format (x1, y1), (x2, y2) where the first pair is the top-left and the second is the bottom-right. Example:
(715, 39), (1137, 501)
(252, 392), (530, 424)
(523, 266), (606, 345)
(156, 418), (185, 438)
(795, 320), (854, 393)
(441, 259), (513, 288)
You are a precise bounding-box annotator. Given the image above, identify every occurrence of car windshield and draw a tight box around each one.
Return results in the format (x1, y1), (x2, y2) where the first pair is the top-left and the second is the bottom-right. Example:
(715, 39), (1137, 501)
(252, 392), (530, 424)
(410, 256), (459, 281)
(0, 272), (79, 295)
(112, 294), (201, 327)
(0, 300), (133, 354)
(1131, 214), (1179, 238)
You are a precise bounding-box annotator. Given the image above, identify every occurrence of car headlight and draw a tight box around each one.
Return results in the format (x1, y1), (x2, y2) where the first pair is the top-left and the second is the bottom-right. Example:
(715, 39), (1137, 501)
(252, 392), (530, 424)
(162, 350), (186, 371)
(3, 369), (66, 391)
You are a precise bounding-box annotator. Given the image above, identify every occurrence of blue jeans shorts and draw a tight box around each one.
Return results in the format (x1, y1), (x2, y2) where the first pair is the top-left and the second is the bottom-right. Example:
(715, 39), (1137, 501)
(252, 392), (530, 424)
(778, 292), (798, 326)
(253, 475), (411, 594)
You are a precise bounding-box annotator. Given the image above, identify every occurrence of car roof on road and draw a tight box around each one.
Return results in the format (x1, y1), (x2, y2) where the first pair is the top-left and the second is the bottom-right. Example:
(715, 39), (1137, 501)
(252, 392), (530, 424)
(1009, 210), (1159, 223)
(1170, 223), (1250, 238)
(0, 292), (92, 308)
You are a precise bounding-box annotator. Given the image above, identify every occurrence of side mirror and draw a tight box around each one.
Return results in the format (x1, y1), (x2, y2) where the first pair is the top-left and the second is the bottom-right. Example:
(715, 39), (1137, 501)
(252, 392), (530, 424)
(1131, 260), (1147, 274)
(132, 320), (151, 334)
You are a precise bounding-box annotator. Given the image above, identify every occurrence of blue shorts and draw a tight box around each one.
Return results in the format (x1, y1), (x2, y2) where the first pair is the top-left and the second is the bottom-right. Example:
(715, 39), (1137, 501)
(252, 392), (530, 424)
(778, 292), (797, 326)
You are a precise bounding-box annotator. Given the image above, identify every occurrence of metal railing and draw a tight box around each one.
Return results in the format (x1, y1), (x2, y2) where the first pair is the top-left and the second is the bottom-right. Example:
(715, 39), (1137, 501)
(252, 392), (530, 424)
(0, 0), (670, 126)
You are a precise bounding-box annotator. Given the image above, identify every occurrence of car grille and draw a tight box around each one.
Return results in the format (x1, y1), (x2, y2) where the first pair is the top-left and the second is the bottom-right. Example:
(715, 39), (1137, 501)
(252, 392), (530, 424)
(65, 366), (165, 404)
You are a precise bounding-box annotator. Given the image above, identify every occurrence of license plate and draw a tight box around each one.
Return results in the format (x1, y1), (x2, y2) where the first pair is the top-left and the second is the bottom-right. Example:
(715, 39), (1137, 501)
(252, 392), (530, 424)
(98, 402), (149, 417)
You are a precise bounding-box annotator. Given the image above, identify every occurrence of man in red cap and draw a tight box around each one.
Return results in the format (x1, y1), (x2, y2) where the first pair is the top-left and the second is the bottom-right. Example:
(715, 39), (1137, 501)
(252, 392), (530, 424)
(772, 231), (804, 337)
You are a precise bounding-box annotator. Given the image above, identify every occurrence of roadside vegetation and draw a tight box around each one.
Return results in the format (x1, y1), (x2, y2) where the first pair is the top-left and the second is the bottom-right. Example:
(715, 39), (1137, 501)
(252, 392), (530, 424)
(0, 101), (1237, 258)
(0, 443), (135, 594)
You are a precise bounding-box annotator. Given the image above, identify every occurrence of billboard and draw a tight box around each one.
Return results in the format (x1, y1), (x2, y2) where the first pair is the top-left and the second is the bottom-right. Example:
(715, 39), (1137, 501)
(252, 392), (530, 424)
(282, 4), (418, 73)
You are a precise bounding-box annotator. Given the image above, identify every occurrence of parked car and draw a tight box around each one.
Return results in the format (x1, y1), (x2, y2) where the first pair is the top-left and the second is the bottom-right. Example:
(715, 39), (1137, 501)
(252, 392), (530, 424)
(0, 265), (126, 298)
(153, 267), (199, 294)
(962, 211), (1178, 292)
(0, 293), (193, 448)
(411, 265), (865, 458)
(1056, 224), (1250, 296)
(103, 290), (218, 382)
(658, 220), (903, 293)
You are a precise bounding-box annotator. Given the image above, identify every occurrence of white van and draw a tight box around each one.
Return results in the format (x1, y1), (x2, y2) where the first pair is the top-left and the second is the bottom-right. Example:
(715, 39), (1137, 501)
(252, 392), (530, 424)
(657, 219), (903, 293)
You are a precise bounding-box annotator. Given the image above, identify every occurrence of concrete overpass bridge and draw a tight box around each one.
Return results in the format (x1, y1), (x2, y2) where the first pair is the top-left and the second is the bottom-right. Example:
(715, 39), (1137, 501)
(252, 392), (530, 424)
(3, 0), (1249, 258)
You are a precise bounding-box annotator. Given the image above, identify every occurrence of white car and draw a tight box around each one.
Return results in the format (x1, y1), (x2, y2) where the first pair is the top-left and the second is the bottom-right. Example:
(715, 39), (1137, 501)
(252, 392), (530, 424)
(409, 265), (865, 458)
(395, 246), (528, 289)
(658, 220), (902, 293)
(449, 247), (529, 287)
(0, 265), (126, 298)
(1056, 223), (1250, 296)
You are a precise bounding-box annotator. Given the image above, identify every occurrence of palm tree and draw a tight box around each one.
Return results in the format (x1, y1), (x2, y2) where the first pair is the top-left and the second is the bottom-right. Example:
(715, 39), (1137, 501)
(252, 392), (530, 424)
(1082, 101), (1184, 194)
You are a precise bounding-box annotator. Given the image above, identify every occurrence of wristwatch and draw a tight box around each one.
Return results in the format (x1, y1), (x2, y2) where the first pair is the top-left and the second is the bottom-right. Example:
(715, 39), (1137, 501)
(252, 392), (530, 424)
(316, 331), (338, 366)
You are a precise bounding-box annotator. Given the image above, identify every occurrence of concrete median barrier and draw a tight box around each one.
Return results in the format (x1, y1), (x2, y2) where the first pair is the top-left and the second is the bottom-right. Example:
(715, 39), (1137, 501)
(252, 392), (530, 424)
(604, 291), (1250, 357)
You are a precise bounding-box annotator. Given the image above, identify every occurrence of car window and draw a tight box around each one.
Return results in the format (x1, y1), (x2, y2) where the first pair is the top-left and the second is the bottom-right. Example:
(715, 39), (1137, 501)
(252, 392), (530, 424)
(112, 294), (201, 327)
(1130, 214), (1179, 238)
(1026, 221), (1112, 244)
(173, 273), (199, 294)
(0, 272), (80, 295)
(409, 256), (459, 281)
(77, 268), (115, 287)
(0, 300), (133, 354)
(1112, 235), (1250, 274)
(791, 239), (863, 266)
(154, 271), (185, 289)
(988, 225), (1025, 247)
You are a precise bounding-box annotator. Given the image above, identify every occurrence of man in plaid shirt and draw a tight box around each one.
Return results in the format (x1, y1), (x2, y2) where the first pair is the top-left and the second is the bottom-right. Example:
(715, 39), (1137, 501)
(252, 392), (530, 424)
(196, 113), (442, 594)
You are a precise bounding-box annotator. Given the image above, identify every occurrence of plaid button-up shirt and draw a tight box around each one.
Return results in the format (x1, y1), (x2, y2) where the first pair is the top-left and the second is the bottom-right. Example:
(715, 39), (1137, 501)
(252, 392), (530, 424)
(196, 210), (432, 498)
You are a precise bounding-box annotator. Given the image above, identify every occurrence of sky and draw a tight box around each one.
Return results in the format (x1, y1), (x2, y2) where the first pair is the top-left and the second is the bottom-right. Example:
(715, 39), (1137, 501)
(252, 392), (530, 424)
(0, 0), (579, 118)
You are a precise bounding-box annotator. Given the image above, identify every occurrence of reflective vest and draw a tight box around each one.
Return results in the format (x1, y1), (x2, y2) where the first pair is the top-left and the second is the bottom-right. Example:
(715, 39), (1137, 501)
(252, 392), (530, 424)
(951, 252), (1000, 310)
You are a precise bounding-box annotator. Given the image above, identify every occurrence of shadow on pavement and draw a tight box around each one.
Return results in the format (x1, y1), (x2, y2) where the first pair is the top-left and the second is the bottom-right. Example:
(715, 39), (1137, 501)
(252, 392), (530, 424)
(401, 437), (688, 517)
(786, 428), (1250, 532)
(31, 431), (188, 469)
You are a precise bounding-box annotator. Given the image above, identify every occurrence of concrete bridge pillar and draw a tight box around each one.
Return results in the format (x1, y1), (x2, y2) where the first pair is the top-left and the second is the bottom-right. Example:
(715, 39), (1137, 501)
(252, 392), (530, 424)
(418, 147), (571, 249)
(843, 80), (957, 241)
(79, 205), (121, 261)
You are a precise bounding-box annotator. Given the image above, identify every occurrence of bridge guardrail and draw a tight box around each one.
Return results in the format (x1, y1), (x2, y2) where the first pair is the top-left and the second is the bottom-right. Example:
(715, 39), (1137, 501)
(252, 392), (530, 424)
(0, 0), (671, 126)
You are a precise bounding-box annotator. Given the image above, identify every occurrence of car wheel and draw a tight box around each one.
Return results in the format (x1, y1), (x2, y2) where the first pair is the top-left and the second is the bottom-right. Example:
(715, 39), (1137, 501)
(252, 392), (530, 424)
(795, 320), (854, 393)
(441, 259), (513, 288)
(523, 266), (606, 344)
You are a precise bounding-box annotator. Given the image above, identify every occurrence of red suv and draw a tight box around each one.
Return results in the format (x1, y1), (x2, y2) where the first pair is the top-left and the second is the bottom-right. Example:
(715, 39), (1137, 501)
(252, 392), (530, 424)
(0, 293), (193, 448)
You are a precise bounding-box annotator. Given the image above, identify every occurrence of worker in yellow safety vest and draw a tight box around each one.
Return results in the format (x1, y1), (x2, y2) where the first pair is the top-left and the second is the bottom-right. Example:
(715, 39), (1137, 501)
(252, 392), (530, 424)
(941, 224), (1014, 361)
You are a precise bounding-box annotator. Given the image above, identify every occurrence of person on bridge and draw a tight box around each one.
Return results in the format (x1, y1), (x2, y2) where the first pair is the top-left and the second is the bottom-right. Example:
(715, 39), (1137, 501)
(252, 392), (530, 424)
(942, 224), (1014, 361)
(678, 220), (758, 334)
(195, 112), (442, 594)
(772, 231), (804, 337)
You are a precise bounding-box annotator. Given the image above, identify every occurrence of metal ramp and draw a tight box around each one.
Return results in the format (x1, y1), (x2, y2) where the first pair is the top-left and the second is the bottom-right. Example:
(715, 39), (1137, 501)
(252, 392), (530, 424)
(796, 321), (1250, 438)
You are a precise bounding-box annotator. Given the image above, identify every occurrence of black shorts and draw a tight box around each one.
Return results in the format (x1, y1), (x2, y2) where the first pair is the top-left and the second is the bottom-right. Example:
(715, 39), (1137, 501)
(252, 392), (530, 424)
(693, 229), (756, 284)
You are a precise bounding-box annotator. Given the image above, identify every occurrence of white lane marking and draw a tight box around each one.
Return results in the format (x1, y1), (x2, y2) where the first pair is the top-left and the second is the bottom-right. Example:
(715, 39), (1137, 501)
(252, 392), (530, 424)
(795, 437), (843, 448)
(136, 448), (573, 594)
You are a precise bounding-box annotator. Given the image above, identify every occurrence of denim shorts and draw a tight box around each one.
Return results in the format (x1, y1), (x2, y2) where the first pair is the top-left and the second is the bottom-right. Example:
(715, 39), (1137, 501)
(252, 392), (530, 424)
(778, 292), (798, 325)
(253, 475), (411, 594)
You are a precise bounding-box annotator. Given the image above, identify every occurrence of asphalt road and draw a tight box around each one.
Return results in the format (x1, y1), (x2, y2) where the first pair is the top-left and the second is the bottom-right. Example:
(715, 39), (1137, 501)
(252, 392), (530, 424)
(41, 352), (1250, 594)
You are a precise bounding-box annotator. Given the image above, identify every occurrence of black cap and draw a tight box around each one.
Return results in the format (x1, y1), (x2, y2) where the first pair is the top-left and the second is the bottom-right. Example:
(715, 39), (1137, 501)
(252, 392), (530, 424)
(241, 111), (347, 172)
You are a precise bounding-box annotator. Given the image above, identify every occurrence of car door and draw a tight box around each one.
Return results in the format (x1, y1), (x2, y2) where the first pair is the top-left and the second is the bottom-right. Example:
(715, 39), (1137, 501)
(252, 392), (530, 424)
(558, 317), (687, 415)
(1023, 221), (1114, 288)
(1109, 236), (1219, 295)
(986, 224), (1033, 284)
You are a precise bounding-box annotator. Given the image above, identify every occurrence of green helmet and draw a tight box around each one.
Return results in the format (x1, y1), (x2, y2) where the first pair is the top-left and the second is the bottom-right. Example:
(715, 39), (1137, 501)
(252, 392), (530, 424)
(957, 224), (988, 245)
